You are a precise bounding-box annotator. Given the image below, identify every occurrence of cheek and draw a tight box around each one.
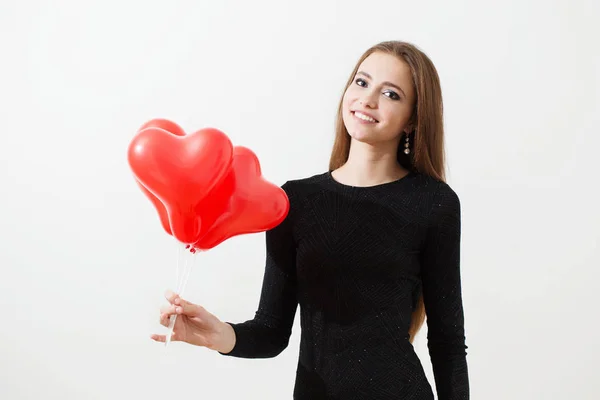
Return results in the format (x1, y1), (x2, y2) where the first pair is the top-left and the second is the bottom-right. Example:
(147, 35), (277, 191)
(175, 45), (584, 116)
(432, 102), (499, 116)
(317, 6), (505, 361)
(382, 104), (410, 129)
(374, 105), (410, 140)
(341, 91), (358, 132)
(342, 90), (353, 113)
(341, 98), (352, 128)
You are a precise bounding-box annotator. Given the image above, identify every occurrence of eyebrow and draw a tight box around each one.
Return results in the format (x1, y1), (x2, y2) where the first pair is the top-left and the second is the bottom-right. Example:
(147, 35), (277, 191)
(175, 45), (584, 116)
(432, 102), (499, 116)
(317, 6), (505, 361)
(357, 71), (407, 98)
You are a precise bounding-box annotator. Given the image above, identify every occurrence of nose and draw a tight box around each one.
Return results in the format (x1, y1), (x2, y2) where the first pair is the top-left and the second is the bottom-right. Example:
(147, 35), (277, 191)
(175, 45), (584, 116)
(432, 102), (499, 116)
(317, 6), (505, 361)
(359, 89), (378, 108)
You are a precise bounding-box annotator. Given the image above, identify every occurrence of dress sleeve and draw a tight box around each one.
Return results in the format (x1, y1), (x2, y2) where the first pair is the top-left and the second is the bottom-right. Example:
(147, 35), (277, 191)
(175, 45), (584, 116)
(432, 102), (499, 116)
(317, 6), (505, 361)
(420, 184), (470, 399)
(219, 181), (299, 358)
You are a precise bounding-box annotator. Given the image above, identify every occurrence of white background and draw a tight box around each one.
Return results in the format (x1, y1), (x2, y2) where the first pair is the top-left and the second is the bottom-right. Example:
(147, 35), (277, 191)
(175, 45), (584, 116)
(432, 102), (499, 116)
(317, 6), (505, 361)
(1, 0), (598, 399)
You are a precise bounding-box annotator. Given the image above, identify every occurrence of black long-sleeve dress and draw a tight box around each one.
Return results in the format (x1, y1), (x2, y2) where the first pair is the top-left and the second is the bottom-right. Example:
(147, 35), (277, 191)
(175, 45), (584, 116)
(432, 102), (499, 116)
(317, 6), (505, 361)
(220, 171), (469, 399)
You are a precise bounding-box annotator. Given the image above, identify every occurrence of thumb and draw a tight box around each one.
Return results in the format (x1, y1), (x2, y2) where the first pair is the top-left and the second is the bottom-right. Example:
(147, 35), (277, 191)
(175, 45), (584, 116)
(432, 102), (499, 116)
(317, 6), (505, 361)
(176, 298), (206, 318)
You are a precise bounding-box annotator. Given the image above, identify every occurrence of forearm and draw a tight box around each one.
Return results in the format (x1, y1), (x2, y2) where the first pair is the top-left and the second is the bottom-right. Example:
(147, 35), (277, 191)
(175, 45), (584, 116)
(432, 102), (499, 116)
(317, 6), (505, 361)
(429, 341), (469, 400)
(219, 313), (295, 358)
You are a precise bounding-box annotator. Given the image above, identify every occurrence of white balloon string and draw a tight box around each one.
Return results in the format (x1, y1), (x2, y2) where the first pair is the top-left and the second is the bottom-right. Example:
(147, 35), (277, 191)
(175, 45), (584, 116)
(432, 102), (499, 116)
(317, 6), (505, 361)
(165, 246), (195, 347)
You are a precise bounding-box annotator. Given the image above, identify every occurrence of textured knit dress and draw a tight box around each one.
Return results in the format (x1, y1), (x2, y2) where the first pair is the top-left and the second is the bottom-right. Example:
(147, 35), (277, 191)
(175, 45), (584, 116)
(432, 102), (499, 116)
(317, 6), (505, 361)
(220, 171), (470, 399)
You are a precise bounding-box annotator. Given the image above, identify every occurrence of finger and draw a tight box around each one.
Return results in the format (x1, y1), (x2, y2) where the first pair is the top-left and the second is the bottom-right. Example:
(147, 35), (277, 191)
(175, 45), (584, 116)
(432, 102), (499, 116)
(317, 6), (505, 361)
(164, 289), (178, 304)
(159, 313), (172, 327)
(160, 304), (176, 315)
(150, 331), (179, 342)
(177, 298), (204, 318)
(150, 334), (166, 343)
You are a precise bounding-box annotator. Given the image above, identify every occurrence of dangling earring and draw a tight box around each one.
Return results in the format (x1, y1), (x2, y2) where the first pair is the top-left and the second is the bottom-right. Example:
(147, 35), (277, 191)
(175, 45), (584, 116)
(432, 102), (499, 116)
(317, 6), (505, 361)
(403, 132), (411, 155)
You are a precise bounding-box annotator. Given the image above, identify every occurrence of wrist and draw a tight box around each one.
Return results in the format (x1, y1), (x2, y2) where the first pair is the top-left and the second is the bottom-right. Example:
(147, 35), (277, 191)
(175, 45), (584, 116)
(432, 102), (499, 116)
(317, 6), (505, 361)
(214, 322), (236, 354)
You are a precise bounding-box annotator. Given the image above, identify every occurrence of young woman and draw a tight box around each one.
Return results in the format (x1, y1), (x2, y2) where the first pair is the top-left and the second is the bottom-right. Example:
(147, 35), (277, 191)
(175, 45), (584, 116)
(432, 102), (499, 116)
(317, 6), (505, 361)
(152, 40), (470, 400)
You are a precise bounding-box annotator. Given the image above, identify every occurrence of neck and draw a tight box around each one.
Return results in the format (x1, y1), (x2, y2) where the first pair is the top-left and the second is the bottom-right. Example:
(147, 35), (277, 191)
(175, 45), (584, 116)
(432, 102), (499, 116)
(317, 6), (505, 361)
(334, 138), (409, 186)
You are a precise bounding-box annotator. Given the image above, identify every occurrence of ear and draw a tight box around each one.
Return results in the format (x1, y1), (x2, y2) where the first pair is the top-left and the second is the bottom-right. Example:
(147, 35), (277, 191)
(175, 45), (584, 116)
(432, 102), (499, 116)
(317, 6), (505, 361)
(404, 109), (418, 134)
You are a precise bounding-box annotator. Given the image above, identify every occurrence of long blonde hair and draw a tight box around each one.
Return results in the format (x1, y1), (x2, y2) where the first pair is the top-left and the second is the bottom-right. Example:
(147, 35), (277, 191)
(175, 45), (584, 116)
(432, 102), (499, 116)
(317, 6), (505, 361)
(329, 41), (447, 343)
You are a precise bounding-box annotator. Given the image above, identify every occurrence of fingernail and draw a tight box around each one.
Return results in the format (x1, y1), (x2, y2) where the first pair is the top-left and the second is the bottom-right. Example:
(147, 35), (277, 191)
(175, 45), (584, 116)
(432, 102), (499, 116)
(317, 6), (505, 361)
(174, 298), (180, 305)
(176, 307), (182, 313)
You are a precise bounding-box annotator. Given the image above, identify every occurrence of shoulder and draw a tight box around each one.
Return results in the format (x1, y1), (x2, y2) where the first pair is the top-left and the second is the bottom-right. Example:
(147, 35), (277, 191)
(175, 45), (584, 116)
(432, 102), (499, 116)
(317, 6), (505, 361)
(410, 172), (460, 202)
(276, 173), (329, 226)
(413, 174), (461, 224)
(281, 172), (330, 200)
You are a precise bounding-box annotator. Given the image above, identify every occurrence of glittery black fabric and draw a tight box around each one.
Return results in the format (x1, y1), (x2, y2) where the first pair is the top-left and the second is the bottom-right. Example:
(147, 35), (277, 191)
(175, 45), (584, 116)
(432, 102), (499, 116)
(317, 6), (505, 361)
(220, 171), (469, 399)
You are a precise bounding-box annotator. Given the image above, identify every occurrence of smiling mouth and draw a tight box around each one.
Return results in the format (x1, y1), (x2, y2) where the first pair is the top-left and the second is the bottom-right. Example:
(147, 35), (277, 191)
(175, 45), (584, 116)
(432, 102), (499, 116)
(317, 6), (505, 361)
(352, 111), (379, 123)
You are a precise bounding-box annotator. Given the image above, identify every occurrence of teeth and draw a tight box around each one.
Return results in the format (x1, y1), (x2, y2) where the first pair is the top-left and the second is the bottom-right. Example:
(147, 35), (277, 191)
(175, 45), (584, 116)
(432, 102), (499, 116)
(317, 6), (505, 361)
(354, 111), (377, 122)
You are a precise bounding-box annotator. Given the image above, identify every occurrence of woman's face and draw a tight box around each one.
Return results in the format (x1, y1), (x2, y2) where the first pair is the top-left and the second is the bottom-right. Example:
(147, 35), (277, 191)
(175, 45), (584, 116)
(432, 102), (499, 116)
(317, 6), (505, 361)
(342, 52), (416, 145)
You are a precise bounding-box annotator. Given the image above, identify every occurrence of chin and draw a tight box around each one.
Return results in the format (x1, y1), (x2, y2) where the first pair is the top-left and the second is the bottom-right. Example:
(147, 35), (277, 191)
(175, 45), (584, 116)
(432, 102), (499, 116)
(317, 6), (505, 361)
(347, 124), (403, 148)
(344, 112), (382, 143)
(347, 128), (379, 144)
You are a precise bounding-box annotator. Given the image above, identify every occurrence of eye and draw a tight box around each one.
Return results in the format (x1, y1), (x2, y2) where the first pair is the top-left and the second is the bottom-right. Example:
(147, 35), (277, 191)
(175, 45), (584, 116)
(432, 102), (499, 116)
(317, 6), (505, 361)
(384, 90), (400, 101)
(355, 78), (367, 87)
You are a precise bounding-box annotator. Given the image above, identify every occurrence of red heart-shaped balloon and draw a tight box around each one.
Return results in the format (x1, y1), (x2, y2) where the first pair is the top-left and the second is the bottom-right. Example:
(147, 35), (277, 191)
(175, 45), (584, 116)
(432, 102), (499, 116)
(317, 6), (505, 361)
(128, 126), (233, 244)
(192, 161), (236, 241)
(134, 118), (186, 235)
(137, 118), (186, 137)
(193, 146), (290, 250)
